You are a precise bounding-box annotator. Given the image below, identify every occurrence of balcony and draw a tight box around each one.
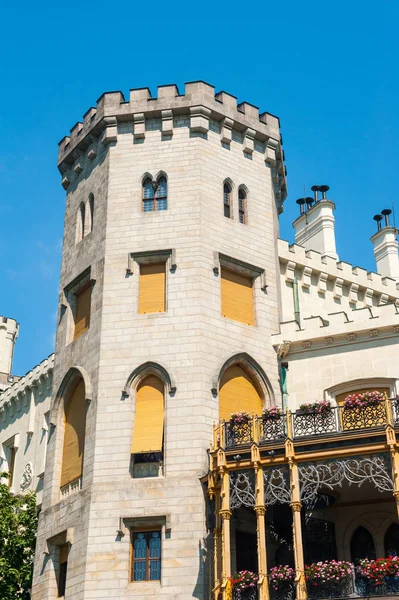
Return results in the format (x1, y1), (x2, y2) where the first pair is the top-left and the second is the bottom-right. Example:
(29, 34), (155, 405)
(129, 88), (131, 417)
(269, 576), (399, 599)
(214, 398), (399, 451)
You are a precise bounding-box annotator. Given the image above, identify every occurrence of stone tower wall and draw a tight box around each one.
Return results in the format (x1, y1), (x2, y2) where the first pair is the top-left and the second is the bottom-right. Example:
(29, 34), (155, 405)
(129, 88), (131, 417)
(32, 81), (287, 600)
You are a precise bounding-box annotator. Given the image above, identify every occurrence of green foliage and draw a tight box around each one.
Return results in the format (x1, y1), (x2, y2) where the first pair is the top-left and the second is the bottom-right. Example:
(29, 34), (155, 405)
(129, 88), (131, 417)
(0, 472), (38, 600)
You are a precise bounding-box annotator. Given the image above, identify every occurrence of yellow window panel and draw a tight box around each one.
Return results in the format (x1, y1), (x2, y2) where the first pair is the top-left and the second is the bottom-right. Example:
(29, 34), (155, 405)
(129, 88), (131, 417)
(139, 263), (166, 314)
(60, 379), (86, 488)
(219, 365), (262, 421)
(221, 268), (254, 326)
(73, 286), (91, 341)
(132, 376), (164, 454)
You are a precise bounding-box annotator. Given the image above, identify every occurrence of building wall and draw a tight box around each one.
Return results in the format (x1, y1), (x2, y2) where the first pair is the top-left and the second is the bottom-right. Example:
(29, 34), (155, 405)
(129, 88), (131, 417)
(0, 356), (53, 505)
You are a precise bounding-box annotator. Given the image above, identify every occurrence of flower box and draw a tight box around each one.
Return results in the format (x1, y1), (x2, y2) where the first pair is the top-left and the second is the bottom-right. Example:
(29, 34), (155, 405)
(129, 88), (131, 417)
(269, 564), (295, 590)
(230, 570), (259, 594)
(305, 559), (353, 583)
(358, 556), (399, 584)
(343, 390), (385, 410)
(262, 406), (282, 421)
(229, 411), (252, 425)
(297, 401), (332, 415)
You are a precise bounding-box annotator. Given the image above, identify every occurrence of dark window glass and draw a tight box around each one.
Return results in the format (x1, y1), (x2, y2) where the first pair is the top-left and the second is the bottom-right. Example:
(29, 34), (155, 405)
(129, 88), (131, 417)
(57, 561), (67, 597)
(132, 530), (161, 581)
(238, 188), (247, 224)
(224, 183), (231, 218)
(351, 526), (376, 564)
(385, 523), (399, 557)
(155, 177), (167, 211)
(143, 179), (154, 212)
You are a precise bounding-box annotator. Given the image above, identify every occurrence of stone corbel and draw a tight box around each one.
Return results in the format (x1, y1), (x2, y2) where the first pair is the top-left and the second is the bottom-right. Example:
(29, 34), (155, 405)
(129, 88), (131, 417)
(220, 117), (234, 145)
(317, 272), (328, 295)
(189, 106), (211, 134)
(61, 174), (71, 190)
(243, 128), (256, 154)
(301, 266), (312, 289)
(349, 282), (359, 304)
(333, 277), (344, 299)
(101, 116), (117, 145)
(364, 288), (374, 307)
(379, 293), (389, 305)
(285, 261), (296, 283)
(133, 113), (146, 139)
(161, 110), (173, 135)
(213, 252), (220, 275)
(265, 138), (279, 166)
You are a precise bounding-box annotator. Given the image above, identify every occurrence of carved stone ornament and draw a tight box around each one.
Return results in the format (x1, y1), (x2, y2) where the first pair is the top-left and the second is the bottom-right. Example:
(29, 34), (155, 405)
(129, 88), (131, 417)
(277, 341), (291, 359)
(20, 463), (33, 491)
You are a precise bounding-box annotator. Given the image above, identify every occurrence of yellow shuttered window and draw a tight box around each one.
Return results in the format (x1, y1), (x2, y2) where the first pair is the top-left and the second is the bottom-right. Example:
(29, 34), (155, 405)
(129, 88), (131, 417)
(221, 268), (254, 326)
(219, 365), (263, 421)
(73, 285), (91, 341)
(139, 264), (166, 314)
(132, 376), (164, 454)
(60, 379), (86, 488)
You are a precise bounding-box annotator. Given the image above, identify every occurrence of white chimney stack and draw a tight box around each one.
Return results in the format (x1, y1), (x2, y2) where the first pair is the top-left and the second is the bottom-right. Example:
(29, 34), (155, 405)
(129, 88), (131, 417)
(0, 316), (19, 391)
(293, 185), (338, 261)
(371, 210), (399, 281)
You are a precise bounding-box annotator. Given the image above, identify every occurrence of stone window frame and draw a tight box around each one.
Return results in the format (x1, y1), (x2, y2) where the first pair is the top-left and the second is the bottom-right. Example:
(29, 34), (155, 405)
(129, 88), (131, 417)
(45, 529), (73, 599)
(1, 434), (19, 490)
(325, 377), (398, 406)
(127, 249), (176, 315)
(141, 172), (168, 213)
(62, 268), (95, 345)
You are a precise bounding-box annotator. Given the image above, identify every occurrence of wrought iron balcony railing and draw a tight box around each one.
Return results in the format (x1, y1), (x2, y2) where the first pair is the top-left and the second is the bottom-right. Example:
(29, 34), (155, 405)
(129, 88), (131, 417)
(269, 575), (399, 600)
(214, 399), (399, 450)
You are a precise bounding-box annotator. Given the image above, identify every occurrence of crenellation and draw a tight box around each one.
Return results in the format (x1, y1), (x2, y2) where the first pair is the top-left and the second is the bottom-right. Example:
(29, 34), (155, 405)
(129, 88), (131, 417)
(157, 84), (179, 98)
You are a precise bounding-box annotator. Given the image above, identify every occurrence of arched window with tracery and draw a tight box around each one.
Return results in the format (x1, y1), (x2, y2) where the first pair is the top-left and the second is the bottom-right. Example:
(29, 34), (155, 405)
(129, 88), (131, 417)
(142, 177), (154, 212)
(238, 187), (247, 224)
(131, 375), (165, 477)
(224, 182), (232, 218)
(350, 526), (376, 564)
(219, 364), (263, 421)
(385, 523), (399, 557)
(60, 378), (86, 492)
(155, 176), (167, 211)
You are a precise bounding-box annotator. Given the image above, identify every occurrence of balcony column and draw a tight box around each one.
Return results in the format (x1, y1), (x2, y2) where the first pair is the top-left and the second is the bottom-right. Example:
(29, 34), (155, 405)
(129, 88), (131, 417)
(255, 465), (270, 600)
(384, 397), (399, 520)
(214, 488), (222, 590)
(220, 467), (232, 599)
(289, 459), (308, 600)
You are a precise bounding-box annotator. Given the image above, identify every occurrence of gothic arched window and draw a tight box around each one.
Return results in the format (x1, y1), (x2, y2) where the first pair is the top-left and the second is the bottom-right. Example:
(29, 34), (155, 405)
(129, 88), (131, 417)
(219, 365), (262, 421)
(142, 178), (154, 212)
(238, 187), (247, 224)
(76, 202), (85, 242)
(155, 176), (167, 211)
(88, 193), (94, 232)
(350, 526), (376, 564)
(60, 378), (86, 490)
(384, 523), (399, 557)
(224, 182), (232, 218)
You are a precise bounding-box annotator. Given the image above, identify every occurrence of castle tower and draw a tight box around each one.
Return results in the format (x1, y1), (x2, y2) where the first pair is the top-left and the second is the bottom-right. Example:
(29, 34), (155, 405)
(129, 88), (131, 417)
(0, 316), (19, 391)
(32, 81), (286, 599)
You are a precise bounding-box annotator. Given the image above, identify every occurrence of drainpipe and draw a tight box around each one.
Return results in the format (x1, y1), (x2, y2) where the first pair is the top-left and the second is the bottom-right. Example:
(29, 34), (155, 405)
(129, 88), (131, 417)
(293, 278), (301, 328)
(279, 361), (289, 410)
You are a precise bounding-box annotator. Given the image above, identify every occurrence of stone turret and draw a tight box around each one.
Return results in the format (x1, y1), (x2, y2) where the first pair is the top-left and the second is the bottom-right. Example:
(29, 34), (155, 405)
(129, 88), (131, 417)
(0, 316), (19, 391)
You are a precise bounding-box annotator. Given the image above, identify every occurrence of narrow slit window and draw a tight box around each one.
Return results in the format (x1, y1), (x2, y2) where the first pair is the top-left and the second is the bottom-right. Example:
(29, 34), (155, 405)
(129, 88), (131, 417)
(224, 182), (232, 218)
(57, 544), (68, 597)
(7, 446), (16, 489)
(238, 188), (247, 224)
(131, 530), (161, 581)
(88, 194), (94, 232)
(221, 267), (254, 326)
(143, 178), (155, 212)
(73, 285), (91, 341)
(139, 263), (166, 314)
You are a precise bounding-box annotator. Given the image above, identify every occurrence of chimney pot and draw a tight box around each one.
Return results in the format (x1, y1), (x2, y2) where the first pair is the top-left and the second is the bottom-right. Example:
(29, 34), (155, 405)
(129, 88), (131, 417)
(373, 214), (383, 231)
(381, 208), (392, 227)
(296, 198), (306, 215)
(319, 185), (330, 200)
(311, 185), (321, 203)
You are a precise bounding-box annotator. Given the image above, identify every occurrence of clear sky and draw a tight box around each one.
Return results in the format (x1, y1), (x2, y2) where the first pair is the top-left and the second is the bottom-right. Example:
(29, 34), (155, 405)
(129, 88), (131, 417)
(0, 0), (398, 376)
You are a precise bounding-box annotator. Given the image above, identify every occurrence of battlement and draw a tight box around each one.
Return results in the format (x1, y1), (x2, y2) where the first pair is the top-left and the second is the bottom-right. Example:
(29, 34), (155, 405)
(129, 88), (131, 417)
(278, 238), (399, 302)
(0, 354), (54, 410)
(0, 316), (19, 390)
(57, 80), (286, 201)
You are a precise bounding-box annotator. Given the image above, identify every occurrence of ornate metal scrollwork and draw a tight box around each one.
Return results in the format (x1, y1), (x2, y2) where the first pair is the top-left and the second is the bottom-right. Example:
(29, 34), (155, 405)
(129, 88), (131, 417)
(230, 470), (256, 509)
(293, 409), (338, 438)
(341, 402), (386, 431)
(307, 577), (354, 599)
(232, 587), (258, 600)
(225, 420), (253, 448)
(299, 454), (393, 505)
(259, 416), (286, 444)
(264, 467), (291, 505)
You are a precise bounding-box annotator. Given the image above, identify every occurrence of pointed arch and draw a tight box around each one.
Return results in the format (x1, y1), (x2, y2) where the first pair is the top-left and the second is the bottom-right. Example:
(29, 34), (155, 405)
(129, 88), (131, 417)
(214, 353), (274, 404)
(350, 526), (376, 564)
(384, 522), (399, 557)
(54, 366), (92, 411)
(223, 179), (233, 219)
(60, 376), (87, 488)
(238, 185), (248, 224)
(124, 362), (175, 397)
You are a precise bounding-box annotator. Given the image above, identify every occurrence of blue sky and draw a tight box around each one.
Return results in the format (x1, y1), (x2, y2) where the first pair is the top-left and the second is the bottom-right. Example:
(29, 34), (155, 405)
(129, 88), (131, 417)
(0, 0), (398, 375)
